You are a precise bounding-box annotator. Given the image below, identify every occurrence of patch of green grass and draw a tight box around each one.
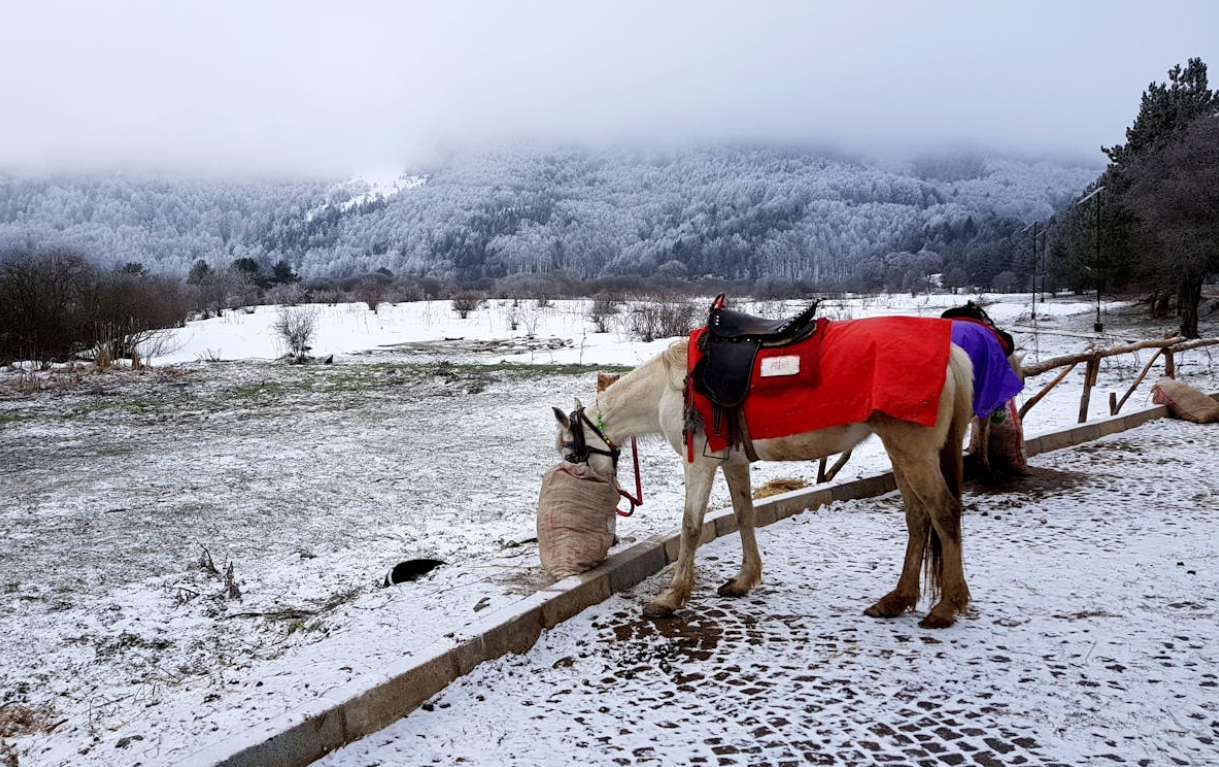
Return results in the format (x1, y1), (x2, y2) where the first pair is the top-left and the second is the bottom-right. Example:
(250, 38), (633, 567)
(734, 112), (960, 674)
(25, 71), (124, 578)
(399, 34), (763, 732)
(224, 381), (297, 400)
(480, 362), (633, 377)
(303, 361), (629, 394)
(5, 361), (637, 425)
(0, 412), (37, 428)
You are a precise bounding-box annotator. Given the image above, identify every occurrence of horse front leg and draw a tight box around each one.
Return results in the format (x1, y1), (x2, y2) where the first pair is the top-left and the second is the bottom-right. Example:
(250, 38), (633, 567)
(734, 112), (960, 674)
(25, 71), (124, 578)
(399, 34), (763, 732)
(717, 462), (762, 598)
(643, 461), (717, 618)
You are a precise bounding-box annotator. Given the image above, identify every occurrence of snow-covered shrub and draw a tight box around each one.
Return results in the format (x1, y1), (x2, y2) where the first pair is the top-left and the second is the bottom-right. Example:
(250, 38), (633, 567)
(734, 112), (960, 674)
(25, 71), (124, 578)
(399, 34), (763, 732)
(587, 293), (620, 332)
(274, 306), (318, 362)
(627, 300), (698, 342)
(451, 291), (487, 319)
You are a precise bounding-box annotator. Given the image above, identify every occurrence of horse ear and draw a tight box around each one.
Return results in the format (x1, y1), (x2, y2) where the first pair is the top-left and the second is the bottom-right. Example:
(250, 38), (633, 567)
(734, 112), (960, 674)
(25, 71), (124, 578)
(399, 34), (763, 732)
(597, 373), (620, 392)
(552, 407), (570, 428)
(573, 397), (584, 410)
(1009, 351), (1026, 381)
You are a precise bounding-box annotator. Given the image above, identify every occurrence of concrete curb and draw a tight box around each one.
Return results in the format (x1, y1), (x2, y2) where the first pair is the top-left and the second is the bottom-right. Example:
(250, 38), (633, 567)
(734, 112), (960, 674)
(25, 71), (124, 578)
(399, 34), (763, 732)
(175, 401), (1188, 767)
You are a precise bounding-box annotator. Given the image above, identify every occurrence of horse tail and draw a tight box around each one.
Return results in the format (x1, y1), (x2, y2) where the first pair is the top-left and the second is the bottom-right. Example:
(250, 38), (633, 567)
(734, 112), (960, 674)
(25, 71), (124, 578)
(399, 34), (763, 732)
(926, 345), (973, 600)
(940, 345), (973, 502)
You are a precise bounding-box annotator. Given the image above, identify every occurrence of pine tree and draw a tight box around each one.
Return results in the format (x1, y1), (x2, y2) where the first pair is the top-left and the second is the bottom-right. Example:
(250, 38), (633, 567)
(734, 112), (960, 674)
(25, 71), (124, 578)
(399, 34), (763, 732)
(1125, 115), (1219, 337)
(186, 259), (212, 285)
(1067, 58), (1219, 330)
(1115, 60), (1219, 336)
(1103, 59), (1218, 169)
(271, 260), (300, 285)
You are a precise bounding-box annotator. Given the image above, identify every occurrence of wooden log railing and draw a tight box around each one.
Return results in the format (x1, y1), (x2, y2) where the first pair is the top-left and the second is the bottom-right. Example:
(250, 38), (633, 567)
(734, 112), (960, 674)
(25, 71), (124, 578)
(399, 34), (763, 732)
(1020, 335), (1219, 423)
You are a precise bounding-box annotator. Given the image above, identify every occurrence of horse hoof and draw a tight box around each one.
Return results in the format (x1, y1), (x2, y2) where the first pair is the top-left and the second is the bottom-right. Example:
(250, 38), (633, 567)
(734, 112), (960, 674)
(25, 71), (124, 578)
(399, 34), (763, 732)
(642, 601), (676, 619)
(716, 580), (749, 598)
(864, 594), (910, 618)
(918, 612), (956, 629)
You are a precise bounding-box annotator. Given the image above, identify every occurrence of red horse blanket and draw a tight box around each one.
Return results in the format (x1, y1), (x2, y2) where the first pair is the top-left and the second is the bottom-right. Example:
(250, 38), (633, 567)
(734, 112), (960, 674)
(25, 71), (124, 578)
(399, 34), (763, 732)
(687, 316), (954, 455)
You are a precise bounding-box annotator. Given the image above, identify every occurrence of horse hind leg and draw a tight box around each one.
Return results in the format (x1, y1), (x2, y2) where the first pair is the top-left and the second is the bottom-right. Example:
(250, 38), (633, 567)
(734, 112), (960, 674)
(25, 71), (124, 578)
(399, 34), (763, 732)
(643, 460), (717, 618)
(905, 453), (970, 629)
(920, 497), (969, 628)
(921, 376), (972, 628)
(864, 463), (929, 619)
(716, 462), (763, 598)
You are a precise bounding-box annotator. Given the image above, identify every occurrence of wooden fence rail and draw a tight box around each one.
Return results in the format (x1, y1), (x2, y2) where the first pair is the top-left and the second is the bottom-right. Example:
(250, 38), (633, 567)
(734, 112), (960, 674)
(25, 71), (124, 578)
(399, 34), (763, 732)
(1020, 335), (1219, 423)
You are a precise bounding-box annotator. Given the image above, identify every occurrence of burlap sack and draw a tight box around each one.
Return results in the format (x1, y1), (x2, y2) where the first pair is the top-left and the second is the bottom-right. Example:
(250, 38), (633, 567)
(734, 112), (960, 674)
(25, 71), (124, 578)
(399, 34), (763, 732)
(536, 462), (621, 579)
(969, 398), (1028, 474)
(1152, 377), (1219, 424)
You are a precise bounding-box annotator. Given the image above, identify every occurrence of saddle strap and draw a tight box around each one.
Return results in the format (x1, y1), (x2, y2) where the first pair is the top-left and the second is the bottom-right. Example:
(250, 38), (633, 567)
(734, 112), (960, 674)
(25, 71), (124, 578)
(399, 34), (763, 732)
(736, 410), (759, 462)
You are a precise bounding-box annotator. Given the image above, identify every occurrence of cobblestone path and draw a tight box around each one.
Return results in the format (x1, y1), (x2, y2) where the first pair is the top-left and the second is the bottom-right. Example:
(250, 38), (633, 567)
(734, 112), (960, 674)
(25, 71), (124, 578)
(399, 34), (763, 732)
(320, 419), (1219, 766)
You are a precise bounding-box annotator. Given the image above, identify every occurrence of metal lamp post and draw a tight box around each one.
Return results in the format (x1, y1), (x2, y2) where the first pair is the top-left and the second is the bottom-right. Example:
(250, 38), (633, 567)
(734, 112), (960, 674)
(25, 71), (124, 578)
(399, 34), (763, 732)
(1019, 221), (1048, 319)
(1076, 186), (1105, 333)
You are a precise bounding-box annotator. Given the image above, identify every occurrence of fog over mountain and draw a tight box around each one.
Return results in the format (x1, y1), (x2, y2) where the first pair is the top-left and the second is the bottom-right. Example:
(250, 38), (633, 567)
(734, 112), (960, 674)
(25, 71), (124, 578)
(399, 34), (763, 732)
(2, 1), (1216, 177)
(3, 2), (1210, 288)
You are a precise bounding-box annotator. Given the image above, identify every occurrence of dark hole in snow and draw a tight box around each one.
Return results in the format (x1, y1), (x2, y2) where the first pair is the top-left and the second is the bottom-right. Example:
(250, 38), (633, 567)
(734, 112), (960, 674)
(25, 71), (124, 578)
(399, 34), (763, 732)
(383, 559), (445, 586)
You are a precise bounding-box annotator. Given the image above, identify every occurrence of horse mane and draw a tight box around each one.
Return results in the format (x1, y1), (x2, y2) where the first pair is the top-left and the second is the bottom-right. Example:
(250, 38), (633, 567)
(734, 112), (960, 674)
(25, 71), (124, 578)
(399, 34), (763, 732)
(660, 341), (688, 391)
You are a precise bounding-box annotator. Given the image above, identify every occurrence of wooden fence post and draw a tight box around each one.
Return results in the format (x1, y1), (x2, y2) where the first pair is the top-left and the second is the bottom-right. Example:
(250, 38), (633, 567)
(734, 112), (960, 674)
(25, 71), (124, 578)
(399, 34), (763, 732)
(1078, 356), (1100, 423)
(1112, 347), (1165, 415)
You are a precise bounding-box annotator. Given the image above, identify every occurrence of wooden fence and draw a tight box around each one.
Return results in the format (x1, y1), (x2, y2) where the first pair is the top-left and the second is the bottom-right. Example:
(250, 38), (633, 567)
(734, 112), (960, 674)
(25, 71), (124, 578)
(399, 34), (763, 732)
(1019, 333), (1219, 423)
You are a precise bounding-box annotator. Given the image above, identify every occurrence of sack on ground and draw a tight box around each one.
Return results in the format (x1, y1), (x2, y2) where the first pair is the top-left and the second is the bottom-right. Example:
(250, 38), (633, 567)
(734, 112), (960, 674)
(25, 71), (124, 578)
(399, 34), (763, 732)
(537, 463), (620, 579)
(1152, 376), (1219, 424)
(969, 398), (1028, 474)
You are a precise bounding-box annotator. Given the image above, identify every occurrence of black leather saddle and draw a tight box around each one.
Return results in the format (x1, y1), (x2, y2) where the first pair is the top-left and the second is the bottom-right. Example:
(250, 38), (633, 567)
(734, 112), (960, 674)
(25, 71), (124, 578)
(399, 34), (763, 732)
(693, 294), (820, 409)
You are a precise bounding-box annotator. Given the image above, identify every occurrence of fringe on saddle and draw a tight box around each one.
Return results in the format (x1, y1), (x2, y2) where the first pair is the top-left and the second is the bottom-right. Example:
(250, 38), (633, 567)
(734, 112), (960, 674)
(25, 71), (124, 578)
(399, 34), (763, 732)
(682, 371), (755, 460)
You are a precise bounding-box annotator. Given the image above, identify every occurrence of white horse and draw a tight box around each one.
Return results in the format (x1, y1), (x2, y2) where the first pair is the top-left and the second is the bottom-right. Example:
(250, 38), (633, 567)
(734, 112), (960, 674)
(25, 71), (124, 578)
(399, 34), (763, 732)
(554, 339), (975, 628)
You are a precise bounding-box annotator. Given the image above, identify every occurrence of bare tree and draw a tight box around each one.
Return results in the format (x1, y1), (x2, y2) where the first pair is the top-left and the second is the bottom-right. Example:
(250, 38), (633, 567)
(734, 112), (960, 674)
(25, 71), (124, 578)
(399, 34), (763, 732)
(451, 291), (487, 319)
(273, 306), (319, 362)
(355, 278), (387, 313)
(264, 282), (306, 306)
(627, 300), (698, 342)
(0, 251), (189, 365)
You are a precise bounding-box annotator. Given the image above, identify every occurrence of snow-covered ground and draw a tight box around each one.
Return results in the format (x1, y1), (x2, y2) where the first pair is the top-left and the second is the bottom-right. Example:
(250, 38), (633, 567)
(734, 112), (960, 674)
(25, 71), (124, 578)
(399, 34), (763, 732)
(1, 293), (1216, 767)
(321, 416), (1219, 767)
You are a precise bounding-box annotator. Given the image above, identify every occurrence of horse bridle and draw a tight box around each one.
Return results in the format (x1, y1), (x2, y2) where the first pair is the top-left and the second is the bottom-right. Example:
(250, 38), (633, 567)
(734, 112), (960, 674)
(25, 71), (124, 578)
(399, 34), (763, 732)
(562, 406), (621, 472)
(562, 406), (644, 517)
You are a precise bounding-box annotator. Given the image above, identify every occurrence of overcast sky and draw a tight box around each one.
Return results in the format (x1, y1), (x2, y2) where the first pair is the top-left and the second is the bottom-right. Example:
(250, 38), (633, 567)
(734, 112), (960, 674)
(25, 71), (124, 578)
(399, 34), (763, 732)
(2, 1), (1216, 178)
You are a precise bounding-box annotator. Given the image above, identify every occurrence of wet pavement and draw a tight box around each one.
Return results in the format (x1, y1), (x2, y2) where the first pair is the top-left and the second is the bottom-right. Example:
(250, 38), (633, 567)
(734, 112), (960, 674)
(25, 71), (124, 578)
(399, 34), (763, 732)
(318, 418), (1219, 767)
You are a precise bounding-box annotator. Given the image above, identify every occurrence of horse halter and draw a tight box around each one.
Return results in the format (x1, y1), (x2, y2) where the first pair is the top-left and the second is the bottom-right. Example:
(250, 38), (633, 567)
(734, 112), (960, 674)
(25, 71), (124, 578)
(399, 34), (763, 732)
(562, 405), (644, 517)
(562, 406), (621, 471)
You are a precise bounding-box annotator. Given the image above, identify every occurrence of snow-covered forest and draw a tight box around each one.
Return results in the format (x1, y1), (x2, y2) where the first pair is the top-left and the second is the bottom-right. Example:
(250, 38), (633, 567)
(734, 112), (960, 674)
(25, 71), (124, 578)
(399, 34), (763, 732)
(0, 147), (1098, 287)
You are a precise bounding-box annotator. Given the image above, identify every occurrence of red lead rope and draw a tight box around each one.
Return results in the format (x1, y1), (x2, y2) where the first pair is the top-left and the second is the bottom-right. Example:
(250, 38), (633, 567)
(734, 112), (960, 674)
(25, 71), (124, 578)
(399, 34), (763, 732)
(616, 437), (643, 517)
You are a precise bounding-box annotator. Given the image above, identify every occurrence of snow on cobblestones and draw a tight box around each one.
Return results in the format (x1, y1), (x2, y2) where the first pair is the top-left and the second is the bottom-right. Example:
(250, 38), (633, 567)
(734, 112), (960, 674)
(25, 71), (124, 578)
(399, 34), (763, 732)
(322, 419), (1219, 767)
